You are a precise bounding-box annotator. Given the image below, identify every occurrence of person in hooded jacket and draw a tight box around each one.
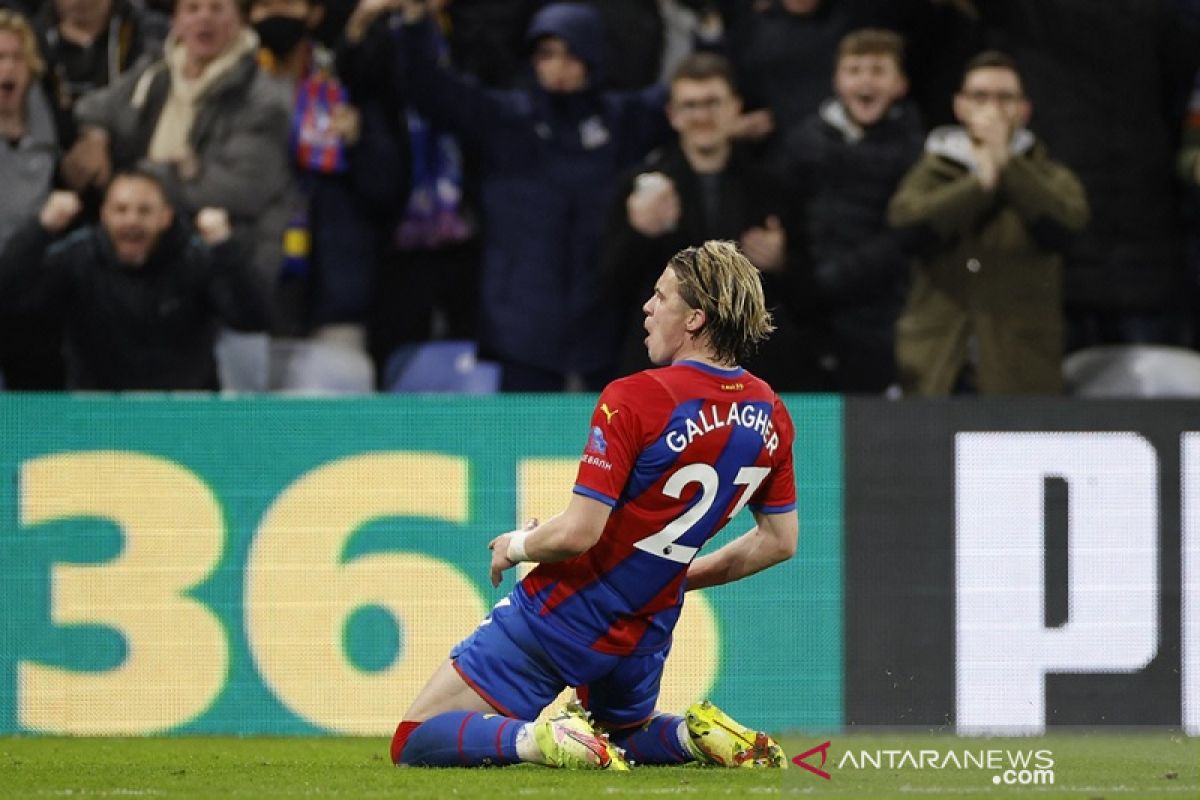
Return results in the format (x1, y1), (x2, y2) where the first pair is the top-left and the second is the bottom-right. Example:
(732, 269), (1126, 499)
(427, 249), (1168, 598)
(0, 170), (269, 391)
(388, 0), (670, 391)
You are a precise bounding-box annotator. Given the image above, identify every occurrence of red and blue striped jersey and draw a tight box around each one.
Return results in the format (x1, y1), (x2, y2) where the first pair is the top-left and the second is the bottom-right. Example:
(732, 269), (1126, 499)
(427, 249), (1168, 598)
(515, 360), (796, 656)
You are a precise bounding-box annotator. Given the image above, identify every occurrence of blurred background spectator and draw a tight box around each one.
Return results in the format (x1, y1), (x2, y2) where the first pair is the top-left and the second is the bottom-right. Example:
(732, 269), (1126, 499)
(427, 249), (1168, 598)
(0, 8), (63, 390)
(601, 51), (820, 391)
(388, 0), (669, 391)
(33, 0), (168, 152)
(778, 27), (924, 394)
(0, 173), (267, 390)
(888, 51), (1089, 395)
(250, 0), (381, 391)
(339, 0), (475, 383)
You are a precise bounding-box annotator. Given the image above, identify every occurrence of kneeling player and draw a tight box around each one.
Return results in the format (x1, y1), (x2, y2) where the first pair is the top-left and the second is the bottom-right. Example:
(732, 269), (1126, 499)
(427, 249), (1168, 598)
(391, 241), (798, 770)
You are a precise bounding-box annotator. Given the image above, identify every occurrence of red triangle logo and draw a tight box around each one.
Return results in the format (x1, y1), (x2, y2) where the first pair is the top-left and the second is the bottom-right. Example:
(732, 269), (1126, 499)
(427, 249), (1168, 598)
(792, 740), (832, 780)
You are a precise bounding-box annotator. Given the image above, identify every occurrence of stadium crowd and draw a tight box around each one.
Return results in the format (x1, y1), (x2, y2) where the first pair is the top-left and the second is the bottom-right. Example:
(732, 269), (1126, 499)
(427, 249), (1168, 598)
(0, 0), (1198, 395)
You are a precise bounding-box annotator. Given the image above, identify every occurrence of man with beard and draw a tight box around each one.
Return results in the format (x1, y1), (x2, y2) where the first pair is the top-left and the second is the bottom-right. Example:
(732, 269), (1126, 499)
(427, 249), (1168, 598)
(0, 170), (268, 390)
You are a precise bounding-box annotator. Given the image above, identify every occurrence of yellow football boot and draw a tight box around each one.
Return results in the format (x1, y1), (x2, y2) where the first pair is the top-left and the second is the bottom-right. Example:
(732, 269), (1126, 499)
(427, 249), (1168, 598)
(684, 700), (787, 768)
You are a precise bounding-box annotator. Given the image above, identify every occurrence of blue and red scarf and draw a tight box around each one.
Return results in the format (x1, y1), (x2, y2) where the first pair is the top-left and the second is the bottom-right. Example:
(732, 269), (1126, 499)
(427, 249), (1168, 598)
(290, 49), (349, 175)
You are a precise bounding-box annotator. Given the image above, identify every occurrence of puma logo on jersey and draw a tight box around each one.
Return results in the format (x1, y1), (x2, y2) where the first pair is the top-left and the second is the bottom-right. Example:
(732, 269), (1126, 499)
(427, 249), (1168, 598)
(600, 403), (619, 423)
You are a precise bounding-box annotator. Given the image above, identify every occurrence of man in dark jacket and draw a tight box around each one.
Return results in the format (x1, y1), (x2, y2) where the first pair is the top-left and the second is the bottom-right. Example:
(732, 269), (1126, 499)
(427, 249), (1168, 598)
(33, 0), (168, 150)
(600, 51), (823, 391)
(391, 0), (669, 390)
(778, 28), (924, 393)
(0, 170), (268, 390)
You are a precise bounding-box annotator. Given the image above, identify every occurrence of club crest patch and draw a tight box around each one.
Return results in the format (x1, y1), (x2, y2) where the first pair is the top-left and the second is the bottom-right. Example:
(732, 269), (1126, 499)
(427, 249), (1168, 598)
(587, 425), (608, 455)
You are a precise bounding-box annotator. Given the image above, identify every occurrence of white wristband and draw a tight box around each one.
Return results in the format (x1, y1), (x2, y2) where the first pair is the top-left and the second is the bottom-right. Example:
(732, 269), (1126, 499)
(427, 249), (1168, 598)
(506, 529), (530, 563)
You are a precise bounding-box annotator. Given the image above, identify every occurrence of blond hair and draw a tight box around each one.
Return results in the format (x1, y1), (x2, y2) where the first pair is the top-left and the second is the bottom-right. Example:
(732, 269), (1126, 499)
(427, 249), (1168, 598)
(0, 10), (44, 79)
(668, 240), (775, 366)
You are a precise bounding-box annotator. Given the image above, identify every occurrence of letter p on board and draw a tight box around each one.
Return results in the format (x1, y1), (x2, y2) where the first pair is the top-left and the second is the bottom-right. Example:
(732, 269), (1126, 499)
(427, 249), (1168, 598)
(954, 433), (1159, 734)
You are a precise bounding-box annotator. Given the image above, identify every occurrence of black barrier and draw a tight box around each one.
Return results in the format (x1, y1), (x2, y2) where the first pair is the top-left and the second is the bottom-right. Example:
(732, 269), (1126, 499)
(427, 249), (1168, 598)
(843, 399), (1192, 731)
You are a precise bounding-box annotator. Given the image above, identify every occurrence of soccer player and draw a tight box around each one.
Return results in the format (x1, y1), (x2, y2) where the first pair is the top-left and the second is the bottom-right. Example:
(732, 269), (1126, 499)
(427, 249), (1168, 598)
(391, 240), (799, 770)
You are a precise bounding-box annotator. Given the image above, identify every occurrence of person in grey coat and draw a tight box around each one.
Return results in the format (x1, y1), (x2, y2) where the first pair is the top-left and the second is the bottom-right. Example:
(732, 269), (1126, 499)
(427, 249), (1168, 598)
(60, 0), (293, 316)
(0, 8), (64, 388)
(0, 9), (56, 253)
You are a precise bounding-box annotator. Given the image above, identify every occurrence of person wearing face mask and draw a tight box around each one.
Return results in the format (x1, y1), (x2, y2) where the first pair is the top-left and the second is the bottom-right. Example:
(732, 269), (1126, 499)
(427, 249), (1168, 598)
(252, 2), (312, 60)
(0, 171), (268, 390)
(248, 0), (385, 378)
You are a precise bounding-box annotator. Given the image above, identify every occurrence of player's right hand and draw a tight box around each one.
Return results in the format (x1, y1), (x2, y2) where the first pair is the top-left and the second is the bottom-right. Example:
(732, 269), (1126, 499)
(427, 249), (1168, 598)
(488, 535), (516, 587)
(487, 518), (538, 587)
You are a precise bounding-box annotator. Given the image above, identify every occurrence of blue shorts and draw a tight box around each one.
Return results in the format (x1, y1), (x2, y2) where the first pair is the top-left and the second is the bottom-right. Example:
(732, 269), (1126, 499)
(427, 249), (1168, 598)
(451, 595), (668, 728)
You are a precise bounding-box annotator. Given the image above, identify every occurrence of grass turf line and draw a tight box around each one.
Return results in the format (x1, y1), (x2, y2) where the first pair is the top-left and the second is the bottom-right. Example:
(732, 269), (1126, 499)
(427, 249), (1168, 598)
(0, 731), (1196, 799)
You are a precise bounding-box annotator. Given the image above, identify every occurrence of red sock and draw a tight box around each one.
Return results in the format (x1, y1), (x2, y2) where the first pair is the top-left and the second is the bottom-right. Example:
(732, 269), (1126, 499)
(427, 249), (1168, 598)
(390, 720), (422, 765)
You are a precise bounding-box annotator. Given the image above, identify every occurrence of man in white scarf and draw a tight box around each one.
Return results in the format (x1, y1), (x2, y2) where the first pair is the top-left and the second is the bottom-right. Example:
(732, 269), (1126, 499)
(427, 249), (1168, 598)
(63, 0), (294, 339)
(146, 2), (259, 172)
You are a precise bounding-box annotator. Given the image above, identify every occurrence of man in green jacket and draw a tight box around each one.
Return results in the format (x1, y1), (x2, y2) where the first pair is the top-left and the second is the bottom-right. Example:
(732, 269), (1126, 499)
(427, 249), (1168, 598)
(888, 50), (1088, 395)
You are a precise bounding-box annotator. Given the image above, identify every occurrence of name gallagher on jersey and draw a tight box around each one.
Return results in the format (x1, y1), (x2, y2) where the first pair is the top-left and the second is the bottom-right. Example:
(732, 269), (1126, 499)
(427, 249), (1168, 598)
(665, 402), (780, 455)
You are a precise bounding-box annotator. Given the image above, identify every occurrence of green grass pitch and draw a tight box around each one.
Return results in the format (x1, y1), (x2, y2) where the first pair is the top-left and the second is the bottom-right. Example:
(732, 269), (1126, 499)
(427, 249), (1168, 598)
(1, 731), (1196, 799)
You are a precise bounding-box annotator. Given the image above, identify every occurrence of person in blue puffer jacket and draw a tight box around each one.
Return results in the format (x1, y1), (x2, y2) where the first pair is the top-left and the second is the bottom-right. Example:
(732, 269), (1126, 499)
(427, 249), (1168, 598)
(389, 0), (670, 390)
